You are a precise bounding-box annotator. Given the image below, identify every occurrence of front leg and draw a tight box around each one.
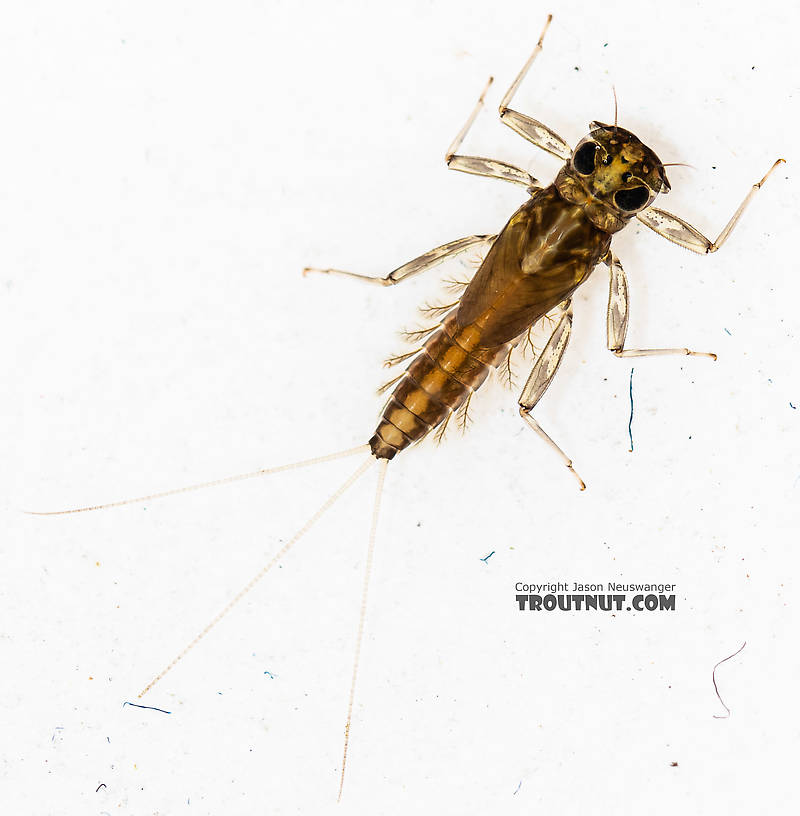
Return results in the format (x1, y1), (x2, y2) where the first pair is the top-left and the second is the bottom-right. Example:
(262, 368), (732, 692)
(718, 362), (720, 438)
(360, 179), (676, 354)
(636, 159), (784, 254)
(604, 252), (716, 360)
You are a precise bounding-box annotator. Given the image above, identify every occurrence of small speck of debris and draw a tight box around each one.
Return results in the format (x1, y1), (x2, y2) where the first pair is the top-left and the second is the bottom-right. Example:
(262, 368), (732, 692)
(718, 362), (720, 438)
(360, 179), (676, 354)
(480, 551), (495, 563)
(670, 761), (679, 767)
(603, 42), (608, 47)
(712, 641), (747, 719)
(627, 368), (635, 452)
(790, 402), (796, 410)
(574, 66), (580, 71)
(712, 166), (717, 170)
(264, 670), (276, 679)
(724, 328), (731, 336)
(513, 780), (522, 795)
(122, 701), (171, 715)
(96, 783), (107, 793)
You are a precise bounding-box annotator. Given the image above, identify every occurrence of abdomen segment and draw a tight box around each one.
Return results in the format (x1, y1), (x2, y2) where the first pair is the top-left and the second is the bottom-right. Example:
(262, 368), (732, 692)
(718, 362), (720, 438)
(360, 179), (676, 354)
(369, 311), (513, 459)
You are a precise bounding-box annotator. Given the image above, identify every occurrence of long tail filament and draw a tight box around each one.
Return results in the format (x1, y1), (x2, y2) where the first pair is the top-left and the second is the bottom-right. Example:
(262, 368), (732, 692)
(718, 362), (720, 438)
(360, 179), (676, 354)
(26, 444), (369, 516)
(32, 440), (391, 797)
(137, 454), (376, 698)
(337, 457), (389, 801)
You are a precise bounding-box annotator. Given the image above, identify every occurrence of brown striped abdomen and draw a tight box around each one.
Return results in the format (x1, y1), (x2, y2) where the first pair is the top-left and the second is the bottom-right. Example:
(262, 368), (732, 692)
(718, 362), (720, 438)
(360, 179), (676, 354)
(369, 185), (611, 460)
(369, 311), (513, 460)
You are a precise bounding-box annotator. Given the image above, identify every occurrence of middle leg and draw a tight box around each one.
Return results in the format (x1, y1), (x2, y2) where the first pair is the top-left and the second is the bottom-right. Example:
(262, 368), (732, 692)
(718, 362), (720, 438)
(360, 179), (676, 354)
(604, 252), (717, 360)
(498, 15), (573, 161)
(445, 76), (539, 189)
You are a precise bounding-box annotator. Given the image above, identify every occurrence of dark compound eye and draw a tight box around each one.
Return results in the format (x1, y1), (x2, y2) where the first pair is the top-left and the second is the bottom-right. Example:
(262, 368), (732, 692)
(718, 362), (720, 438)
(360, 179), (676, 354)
(614, 185), (650, 211)
(573, 141), (598, 175)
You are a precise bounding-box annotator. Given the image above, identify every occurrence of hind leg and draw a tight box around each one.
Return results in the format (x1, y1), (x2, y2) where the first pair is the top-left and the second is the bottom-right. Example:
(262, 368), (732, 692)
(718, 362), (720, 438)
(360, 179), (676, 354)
(518, 300), (585, 490)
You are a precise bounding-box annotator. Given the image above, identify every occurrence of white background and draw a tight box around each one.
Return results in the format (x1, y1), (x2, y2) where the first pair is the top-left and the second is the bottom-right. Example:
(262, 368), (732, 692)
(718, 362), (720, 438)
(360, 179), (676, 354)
(3, 1), (798, 813)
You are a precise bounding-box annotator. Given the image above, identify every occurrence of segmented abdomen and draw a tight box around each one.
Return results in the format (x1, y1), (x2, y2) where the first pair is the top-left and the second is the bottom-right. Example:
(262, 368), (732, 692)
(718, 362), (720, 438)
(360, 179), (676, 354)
(369, 310), (513, 460)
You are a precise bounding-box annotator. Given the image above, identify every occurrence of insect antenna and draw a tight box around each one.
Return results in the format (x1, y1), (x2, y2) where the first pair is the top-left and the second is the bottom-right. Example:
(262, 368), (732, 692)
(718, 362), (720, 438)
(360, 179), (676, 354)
(138, 454), (376, 699)
(338, 457), (389, 801)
